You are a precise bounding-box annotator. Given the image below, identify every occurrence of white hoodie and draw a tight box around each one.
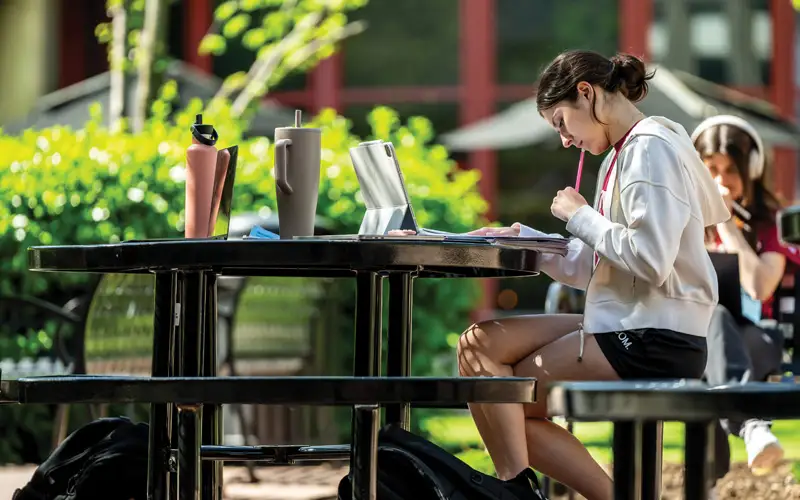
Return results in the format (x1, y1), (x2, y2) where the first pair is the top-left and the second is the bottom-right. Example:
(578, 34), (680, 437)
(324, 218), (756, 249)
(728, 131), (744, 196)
(520, 116), (730, 337)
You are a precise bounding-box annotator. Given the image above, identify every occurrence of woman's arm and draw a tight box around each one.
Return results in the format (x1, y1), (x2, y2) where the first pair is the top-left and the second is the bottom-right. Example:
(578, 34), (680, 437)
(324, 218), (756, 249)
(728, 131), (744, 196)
(564, 136), (691, 286)
(517, 224), (594, 290)
(716, 220), (786, 301)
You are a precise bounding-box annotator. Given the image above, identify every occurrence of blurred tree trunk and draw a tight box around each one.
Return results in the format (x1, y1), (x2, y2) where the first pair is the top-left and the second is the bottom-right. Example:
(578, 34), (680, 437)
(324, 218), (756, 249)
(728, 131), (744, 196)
(131, 0), (169, 133)
(108, 0), (129, 127)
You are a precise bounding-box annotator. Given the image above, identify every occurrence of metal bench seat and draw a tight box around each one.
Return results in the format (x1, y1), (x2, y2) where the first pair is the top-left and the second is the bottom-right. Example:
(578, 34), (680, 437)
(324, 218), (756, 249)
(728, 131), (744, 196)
(549, 379), (800, 421)
(548, 380), (800, 500)
(0, 375), (536, 406)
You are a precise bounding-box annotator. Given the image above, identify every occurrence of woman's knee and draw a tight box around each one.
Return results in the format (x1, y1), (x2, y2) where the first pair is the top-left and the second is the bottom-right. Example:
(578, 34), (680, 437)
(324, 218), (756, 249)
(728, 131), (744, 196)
(457, 314), (580, 376)
(457, 319), (521, 375)
(457, 321), (493, 376)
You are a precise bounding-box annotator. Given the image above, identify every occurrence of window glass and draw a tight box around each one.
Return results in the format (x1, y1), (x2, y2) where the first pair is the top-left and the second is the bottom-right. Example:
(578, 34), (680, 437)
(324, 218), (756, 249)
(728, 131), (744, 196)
(652, 0), (771, 85)
(343, 0), (459, 86)
(497, 0), (619, 84)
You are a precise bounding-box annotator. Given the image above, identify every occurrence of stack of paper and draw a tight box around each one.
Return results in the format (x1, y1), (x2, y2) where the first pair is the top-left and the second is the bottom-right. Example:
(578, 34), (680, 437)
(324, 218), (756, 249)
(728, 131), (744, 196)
(288, 228), (570, 256)
(418, 228), (569, 255)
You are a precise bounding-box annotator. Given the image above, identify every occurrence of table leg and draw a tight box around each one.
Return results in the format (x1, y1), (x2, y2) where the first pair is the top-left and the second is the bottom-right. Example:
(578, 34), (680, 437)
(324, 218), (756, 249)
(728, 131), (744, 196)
(352, 272), (383, 377)
(351, 272), (383, 500)
(170, 274), (184, 500)
(612, 421), (642, 500)
(640, 421), (663, 500)
(684, 421), (714, 500)
(385, 273), (414, 429)
(352, 405), (379, 500)
(148, 272), (178, 500)
(201, 273), (222, 500)
(178, 404), (202, 500)
(178, 271), (206, 500)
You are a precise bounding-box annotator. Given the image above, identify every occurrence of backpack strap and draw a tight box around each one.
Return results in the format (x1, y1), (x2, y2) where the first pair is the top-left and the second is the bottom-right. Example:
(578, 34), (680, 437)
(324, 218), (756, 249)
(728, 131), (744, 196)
(12, 486), (46, 500)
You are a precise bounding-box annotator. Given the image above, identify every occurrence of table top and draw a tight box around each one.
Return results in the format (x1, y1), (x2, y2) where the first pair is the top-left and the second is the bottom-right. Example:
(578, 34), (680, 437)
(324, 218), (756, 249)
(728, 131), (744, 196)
(547, 380), (800, 421)
(28, 238), (557, 278)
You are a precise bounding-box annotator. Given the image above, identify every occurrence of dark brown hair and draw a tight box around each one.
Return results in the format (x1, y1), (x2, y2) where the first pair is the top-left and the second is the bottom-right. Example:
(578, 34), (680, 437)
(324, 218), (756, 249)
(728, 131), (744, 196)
(536, 50), (655, 121)
(694, 124), (782, 247)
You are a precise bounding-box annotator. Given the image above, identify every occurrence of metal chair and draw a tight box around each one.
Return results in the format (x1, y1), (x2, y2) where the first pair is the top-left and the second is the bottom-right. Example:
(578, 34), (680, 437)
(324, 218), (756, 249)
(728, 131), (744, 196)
(0, 294), (85, 448)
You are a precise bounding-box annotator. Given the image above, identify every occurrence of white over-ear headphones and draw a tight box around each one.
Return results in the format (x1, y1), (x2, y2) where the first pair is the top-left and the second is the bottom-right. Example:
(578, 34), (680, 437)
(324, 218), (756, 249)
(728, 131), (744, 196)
(690, 114), (765, 180)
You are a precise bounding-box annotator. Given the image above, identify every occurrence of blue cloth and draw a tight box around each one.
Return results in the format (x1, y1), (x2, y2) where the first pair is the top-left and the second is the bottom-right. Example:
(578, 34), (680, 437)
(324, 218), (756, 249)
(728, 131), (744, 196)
(248, 225), (279, 239)
(740, 287), (762, 324)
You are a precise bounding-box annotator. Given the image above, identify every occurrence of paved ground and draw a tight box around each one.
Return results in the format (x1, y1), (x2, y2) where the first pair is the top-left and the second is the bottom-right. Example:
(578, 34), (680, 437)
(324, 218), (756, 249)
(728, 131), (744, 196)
(0, 466), (36, 499)
(8, 461), (797, 499)
(0, 463), (346, 500)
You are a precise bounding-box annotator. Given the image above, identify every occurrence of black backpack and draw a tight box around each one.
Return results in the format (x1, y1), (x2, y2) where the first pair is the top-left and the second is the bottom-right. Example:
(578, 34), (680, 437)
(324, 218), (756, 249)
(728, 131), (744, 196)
(338, 424), (547, 500)
(13, 417), (149, 500)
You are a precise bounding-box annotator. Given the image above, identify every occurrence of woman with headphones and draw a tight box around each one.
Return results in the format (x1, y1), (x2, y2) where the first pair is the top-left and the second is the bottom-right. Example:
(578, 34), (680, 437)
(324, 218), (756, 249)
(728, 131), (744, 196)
(692, 115), (800, 478)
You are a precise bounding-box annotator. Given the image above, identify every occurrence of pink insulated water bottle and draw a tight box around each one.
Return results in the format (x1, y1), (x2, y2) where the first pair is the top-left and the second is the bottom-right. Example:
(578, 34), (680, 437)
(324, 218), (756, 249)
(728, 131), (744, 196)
(185, 114), (218, 238)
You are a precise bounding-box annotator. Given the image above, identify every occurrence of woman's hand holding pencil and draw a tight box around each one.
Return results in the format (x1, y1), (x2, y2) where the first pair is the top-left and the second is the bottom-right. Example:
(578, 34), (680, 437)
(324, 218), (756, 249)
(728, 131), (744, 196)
(551, 187), (589, 222)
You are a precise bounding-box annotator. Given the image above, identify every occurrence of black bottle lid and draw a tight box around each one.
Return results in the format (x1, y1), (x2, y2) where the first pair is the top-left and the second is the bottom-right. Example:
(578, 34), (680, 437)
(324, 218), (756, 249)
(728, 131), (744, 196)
(190, 114), (219, 146)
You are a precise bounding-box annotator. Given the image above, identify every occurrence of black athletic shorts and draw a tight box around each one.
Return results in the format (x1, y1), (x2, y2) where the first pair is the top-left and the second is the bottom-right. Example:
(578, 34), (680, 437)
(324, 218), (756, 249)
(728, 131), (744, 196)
(593, 328), (708, 380)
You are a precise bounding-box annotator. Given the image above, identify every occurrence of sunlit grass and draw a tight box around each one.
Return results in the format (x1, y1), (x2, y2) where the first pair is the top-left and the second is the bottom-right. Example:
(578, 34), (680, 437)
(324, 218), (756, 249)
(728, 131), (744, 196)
(419, 412), (800, 475)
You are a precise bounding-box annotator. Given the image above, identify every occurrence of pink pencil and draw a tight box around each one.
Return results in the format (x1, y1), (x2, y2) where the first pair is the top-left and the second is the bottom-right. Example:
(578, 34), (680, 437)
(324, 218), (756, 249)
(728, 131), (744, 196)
(575, 149), (585, 190)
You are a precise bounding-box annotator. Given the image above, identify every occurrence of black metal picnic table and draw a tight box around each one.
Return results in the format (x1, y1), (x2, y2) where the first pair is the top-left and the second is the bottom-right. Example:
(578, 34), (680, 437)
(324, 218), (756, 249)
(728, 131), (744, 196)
(8, 237), (559, 500)
(548, 380), (800, 500)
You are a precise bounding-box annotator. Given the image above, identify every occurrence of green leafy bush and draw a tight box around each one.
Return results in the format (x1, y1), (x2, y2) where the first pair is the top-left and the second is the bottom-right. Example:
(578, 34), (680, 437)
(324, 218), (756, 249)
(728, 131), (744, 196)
(0, 90), (486, 377)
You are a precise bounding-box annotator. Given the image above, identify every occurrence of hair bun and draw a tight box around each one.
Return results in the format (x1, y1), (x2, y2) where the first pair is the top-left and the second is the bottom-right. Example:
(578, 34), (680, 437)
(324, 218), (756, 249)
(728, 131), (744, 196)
(609, 53), (653, 103)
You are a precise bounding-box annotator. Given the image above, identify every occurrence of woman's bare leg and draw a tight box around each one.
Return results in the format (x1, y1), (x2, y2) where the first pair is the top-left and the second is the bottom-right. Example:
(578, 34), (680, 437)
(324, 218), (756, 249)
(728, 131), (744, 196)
(516, 332), (618, 500)
(457, 314), (582, 480)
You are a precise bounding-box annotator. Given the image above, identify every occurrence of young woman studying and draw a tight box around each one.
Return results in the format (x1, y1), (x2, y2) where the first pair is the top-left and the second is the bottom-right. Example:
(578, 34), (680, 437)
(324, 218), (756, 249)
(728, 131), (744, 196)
(455, 50), (729, 500)
(692, 115), (799, 478)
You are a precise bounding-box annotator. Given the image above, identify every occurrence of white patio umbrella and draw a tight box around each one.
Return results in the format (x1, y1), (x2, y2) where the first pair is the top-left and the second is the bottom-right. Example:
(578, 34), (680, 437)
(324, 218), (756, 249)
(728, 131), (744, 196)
(441, 64), (800, 151)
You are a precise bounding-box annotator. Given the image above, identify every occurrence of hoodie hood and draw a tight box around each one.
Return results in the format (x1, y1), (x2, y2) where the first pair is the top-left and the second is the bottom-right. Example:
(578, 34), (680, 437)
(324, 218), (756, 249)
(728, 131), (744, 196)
(623, 116), (730, 228)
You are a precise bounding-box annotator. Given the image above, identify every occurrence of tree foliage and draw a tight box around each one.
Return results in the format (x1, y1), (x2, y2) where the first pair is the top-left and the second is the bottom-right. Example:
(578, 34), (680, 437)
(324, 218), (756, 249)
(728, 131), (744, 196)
(201, 0), (367, 117)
